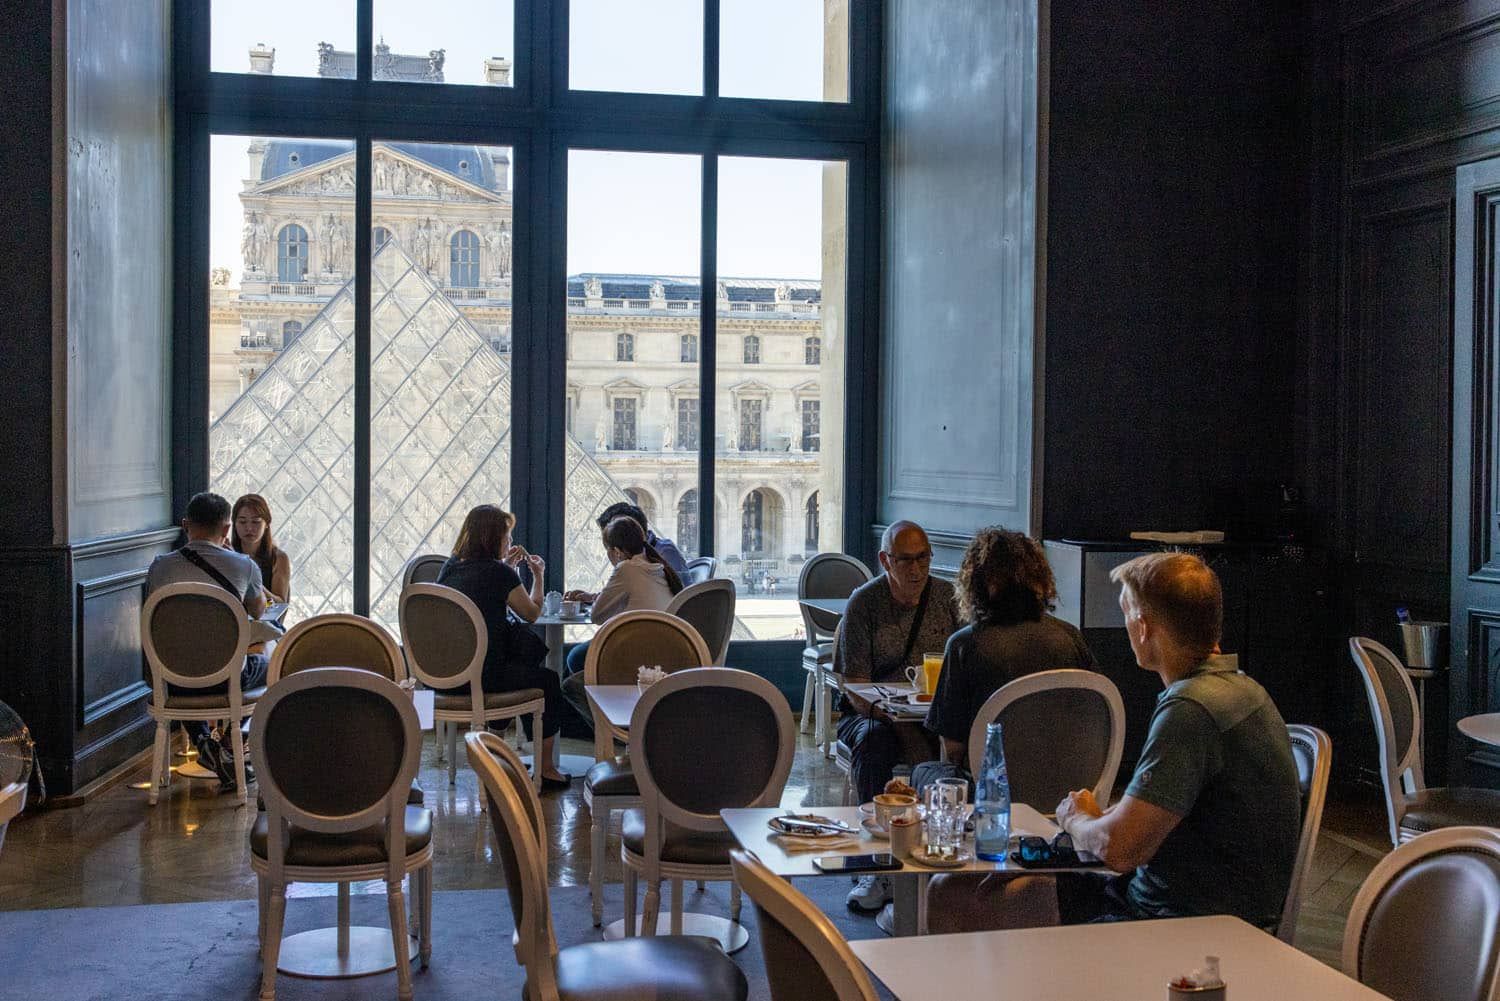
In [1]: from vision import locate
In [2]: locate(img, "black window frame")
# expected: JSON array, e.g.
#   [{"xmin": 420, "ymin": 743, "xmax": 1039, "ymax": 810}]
[{"xmin": 172, "ymin": 0, "xmax": 883, "ymax": 628}]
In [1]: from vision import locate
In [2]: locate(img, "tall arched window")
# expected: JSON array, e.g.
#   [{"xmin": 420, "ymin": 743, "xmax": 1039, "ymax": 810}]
[
  {"xmin": 281, "ymin": 319, "xmax": 303, "ymax": 347},
  {"xmin": 805, "ymin": 491, "xmax": 820, "ymax": 551},
  {"xmin": 804, "ymin": 335, "xmax": 821, "ymax": 365},
  {"xmin": 680, "ymin": 332, "xmax": 698, "ymax": 363},
  {"xmin": 677, "ymin": 489, "xmax": 699, "ymax": 558},
  {"xmin": 616, "ymin": 331, "xmax": 635, "ymax": 362},
  {"xmin": 743, "ymin": 334, "xmax": 761, "ymax": 364},
  {"xmin": 277, "ymin": 224, "xmax": 309, "ymax": 282},
  {"xmin": 449, "ymin": 229, "xmax": 481, "ymax": 287},
  {"xmin": 742, "ymin": 490, "xmax": 765, "ymax": 554},
  {"xmin": 372, "ymin": 226, "xmax": 391, "ymax": 254}
]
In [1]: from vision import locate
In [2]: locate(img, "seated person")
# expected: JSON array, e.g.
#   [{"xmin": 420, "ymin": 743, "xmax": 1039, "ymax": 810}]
[
  {"xmin": 594, "ymin": 500, "xmax": 688, "ymax": 574},
  {"xmin": 231, "ymin": 493, "xmax": 292, "ymax": 605},
  {"xmin": 927, "ymin": 553, "xmax": 1301, "ymax": 934},
  {"xmin": 833, "ymin": 520, "xmax": 959, "ymax": 912},
  {"xmin": 917, "ymin": 528, "xmax": 1095, "ymax": 784},
  {"xmin": 561, "ymin": 516, "xmax": 684, "ymax": 719},
  {"xmin": 436, "ymin": 505, "xmax": 572, "ymax": 791},
  {"xmin": 145, "ymin": 491, "xmax": 269, "ymax": 793}
]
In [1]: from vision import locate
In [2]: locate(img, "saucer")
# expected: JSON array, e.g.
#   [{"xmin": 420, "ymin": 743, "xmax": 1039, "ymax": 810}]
[
  {"xmin": 861, "ymin": 817, "xmax": 889, "ymax": 840},
  {"xmin": 907, "ymin": 846, "xmax": 971, "ymax": 868}
]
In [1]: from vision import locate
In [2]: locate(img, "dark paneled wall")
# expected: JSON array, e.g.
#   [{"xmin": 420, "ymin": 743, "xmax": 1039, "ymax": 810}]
[{"xmin": 1041, "ymin": 1, "xmax": 1303, "ymax": 542}]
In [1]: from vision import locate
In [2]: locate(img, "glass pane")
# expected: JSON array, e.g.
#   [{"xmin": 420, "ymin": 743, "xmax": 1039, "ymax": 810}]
[
  {"xmin": 717, "ymin": 155, "xmax": 846, "ymax": 640},
  {"xmin": 374, "ymin": 1, "xmax": 515, "ymax": 87},
  {"xmin": 211, "ymin": 1, "xmax": 356, "ymax": 78},
  {"xmin": 208, "ymin": 135, "xmax": 357, "ymax": 625},
  {"xmin": 565, "ymin": 150, "xmax": 702, "ymax": 598},
  {"xmin": 569, "ymin": 0, "xmax": 703, "ymax": 96},
  {"xmin": 369, "ymin": 142, "xmax": 516, "ymax": 630},
  {"xmin": 721, "ymin": 0, "xmax": 849, "ymax": 102}
]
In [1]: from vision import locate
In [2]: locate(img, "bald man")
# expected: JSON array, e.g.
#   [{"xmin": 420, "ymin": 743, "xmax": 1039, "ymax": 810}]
[{"xmin": 834, "ymin": 521, "xmax": 960, "ymax": 912}]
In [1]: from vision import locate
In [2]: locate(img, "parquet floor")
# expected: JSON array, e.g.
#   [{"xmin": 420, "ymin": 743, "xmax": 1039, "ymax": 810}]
[{"xmin": 0, "ymin": 722, "xmax": 1386, "ymax": 968}]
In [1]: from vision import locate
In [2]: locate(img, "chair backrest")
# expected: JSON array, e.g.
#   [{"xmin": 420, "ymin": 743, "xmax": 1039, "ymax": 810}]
[
  {"xmin": 251, "ymin": 668, "xmax": 419, "ymax": 882},
  {"xmin": 666, "ymin": 579, "xmax": 736, "ymax": 664},
  {"xmin": 268, "ymin": 613, "xmax": 406, "ymax": 684},
  {"xmin": 583, "ymin": 609, "xmax": 712, "ymax": 687},
  {"xmin": 1280, "ymin": 724, "xmax": 1332, "ymax": 944},
  {"xmin": 1343, "ymin": 826, "xmax": 1500, "ymax": 1001},
  {"xmin": 1349, "ymin": 637, "xmax": 1424, "ymax": 846},
  {"xmin": 466, "ymin": 730, "xmax": 558, "ymax": 992},
  {"xmin": 798, "ymin": 553, "xmax": 872, "ymax": 642},
  {"xmin": 400, "ymin": 583, "xmax": 487, "ymax": 692},
  {"xmin": 630, "ymin": 668, "xmax": 795, "ymax": 836},
  {"xmin": 967, "ymin": 669, "xmax": 1125, "ymax": 810},
  {"xmin": 140, "ymin": 582, "xmax": 252, "ymax": 700},
  {"xmin": 680, "ymin": 556, "xmax": 718, "ymax": 587},
  {"xmin": 731, "ymin": 849, "xmax": 880, "ymax": 1001},
  {"xmin": 401, "ymin": 553, "xmax": 448, "ymax": 588}
]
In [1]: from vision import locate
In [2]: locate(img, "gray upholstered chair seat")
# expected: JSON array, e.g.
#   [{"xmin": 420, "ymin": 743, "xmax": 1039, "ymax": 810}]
[
  {"xmin": 250, "ymin": 806, "xmax": 432, "ymax": 867},
  {"xmin": 432, "ymin": 688, "xmax": 543, "ymax": 712},
  {"xmin": 541, "ymin": 936, "xmax": 748, "ymax": 1001},
  {"xmin": 621, "ymin": 809, "xmax": 739, "ymax": 865},
  {"xmin": 801, "ymin": 642, "xmax": 833, "ymax": 667},
  {"xmin": 585, "ymin": 756, "xmax": 638, "ymax": 797},
  {"xmin": 1402, "ymin": 787, "xmax": 1500, "ymax": 834},
  {"xmin": 165, "ymin": 686, "xmax": 267, "ymax": 710}
]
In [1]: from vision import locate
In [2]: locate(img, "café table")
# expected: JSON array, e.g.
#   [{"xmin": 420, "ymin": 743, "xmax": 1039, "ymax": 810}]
[
  {"xmin": 1458, "ymin": 712, "xmax": 1500, "ymax": 747},
  {"xmin": 533, "ymin": 610, "xmax": 596, "ymax": 677},
  {"xmin": 842, "ymin": 682, "xmax": 940, "ymax": 764},
  {"xmin": 849, "ymin": 915, "xmax": 1391, "ymax": 1001},
  {"xmin": 721, "ymin": 803, "xmax": 1081, "ymax": 936},
  {"xmin": 584, "ymin": 684, "xmax": 640, "ymax": 762}
]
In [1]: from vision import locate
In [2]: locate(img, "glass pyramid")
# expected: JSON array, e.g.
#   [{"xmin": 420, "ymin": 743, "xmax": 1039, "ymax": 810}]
[{"xmin": 211, "ymin": 243, "xmax": 627, "ymax": 629}]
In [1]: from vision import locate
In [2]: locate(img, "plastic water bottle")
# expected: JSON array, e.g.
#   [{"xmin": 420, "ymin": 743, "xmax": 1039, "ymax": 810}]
[{"xmin": 973, "ymin": 722, "xmax": 1011, "ymax": 860}]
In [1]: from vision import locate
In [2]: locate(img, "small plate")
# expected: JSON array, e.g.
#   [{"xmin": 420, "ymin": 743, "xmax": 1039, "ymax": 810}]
[
  {"xmin": 767, "ymin": 814, "xmax": 855, "ymax": 838},
  {"xmin": 862, "ymin": 817, "xmax": 889, "ymax": 840},
  {"xmin": 907, "ymin": 846, "xmax": 971, "ymax": 868},
  {"xmin": 905, "ymin": 692, "xmax": 935, "ymax": 706}
]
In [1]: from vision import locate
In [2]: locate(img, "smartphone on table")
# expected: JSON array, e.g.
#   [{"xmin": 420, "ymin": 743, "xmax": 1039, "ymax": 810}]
[{"xmin": 812, "ymin": 853, "xmax": 903, "ymax": 874}]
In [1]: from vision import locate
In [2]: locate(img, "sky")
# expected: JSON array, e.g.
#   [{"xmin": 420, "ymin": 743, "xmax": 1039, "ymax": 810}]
[{"xmin": 209, "ymin": 1, "xmax": 840, "ymax": 284}]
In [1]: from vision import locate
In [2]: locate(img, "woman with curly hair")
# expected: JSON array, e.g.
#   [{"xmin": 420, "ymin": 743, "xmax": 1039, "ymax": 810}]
[{"xmin": 923, "ymin": 527, "xmax": 1096, "ymax": 771}]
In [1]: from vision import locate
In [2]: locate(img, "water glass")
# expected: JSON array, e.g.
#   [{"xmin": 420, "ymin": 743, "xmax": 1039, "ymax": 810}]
[{"xmin": 924, "ymin": 777, "xmax": 968, "ymax": 858}]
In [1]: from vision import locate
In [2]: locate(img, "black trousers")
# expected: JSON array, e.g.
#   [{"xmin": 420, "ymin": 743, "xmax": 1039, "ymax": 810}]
[
  {"xmin": 170, "ymin": 653, "xmax": 269, "ymax": 743},
  {"xmin": 837, "ymin": 713, "xmax": 904, "ymax": 804},
  {"xmin": 465, "ymin": 659, "xmax": 566, "ymax": 740}
]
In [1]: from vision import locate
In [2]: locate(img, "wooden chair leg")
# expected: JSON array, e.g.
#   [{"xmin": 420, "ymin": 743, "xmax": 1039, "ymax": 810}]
[
  {"xmin": 730, "ymin": 878, "xmax": 743, "ymax": 923},
  {"xmin": 590, "ymin": 808, "xmax": 607, "ymax": 926},
  {"xmin": 387, "ymin": 880, "xmax": 414, "ymax": 1001},
  {"xmin": 419, "ymin": 863, "xmax": 433, "ymax": 969},
  {"xmin": 434, "ymin": 721, "xmax": 447, "ymax": 763},
  {"xmin": 670, "ymin": 879, "xmax": 684, "ymax": 936},
  {"xmin": 148, "ymin": 721, "xmax": 168, "ymax": 805},
  {"xmin": 231, "ymin": 719, "xmax": 249, "ymax": 805},
  {"xmin": 641, "ymin": 869, "xmax": 662, "ymax": 937},
  {"xmin": 260, "ymin": 885, "xmax": 286, "ymax": 1001},
  {"xmin": 622, "ymin": 864, "xmax": 639, "ymax": 937},
  {"xmin": 257, "ymin": 875, "xmax": 269, "ymax": 950},
  {"xmin": 532, "ymin": 711, "xmax": 543, "ymax": 794},
  {"xmin": 799, "ymin": 672, "xmax": 815, "ymax": 734},
  {"xmin": 819, "ymin": 677, "xmax": 835, "ymax": 758}
]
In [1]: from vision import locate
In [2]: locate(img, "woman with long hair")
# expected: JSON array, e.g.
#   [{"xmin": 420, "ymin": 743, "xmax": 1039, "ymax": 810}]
[
  {"xmin": 436, "ymin": 505, "xmax": 571, "ymax": 790},
  {"xmin": 231, "ymin": 494, "xmax": 291, "ymax": 603}
]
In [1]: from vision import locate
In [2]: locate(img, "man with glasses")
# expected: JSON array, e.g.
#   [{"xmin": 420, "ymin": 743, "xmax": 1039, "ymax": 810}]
[{"xmin": 834, "ymin": 520, "xmax": 960, "ymax": 913}]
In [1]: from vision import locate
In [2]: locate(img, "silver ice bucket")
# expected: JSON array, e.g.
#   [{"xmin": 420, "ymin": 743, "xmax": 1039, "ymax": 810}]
[{"xmin": 1400, "ymin": 621, "xmax": 1448, "ymax": 670}]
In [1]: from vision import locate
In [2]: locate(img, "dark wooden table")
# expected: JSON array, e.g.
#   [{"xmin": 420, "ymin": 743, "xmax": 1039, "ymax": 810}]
[{"xmin": 841, "ymin": 683, "xmax": 940, "ymax": 766}]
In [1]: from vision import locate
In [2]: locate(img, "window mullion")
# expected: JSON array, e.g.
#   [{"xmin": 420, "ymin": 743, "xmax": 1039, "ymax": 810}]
[
  {"xmin": 353, "ymin": 137, "xmax": 373, "ymax": 614},
  {"xmin": 697, "ymin": 154, "xmax": 717, "ymax": 560}
]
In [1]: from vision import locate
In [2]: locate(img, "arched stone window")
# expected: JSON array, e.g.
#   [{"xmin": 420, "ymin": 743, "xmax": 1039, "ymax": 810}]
[
  {"xmin": 677, "ymin": 489, "xmax": 699, "ymax": 558},
  {"xmin": 373, "ymin": 226, "xmax": 391, "ymax": 254},
  {"xmin": 805, "ymin": 491, "xmax": 820, "ymax": 551},
  {"xmin": 277, "ymin": 224, "xmax": 309, "ymax": 282},
  {"xmin": 449, "ymin": 229, "xmax": 481, "ymax": 287}
]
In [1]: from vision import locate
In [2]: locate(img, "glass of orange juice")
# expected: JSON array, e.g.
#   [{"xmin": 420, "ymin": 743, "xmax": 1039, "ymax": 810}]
[{"xmin": 922, "ymin": 652, "xmax": 943, "ymax": 695}]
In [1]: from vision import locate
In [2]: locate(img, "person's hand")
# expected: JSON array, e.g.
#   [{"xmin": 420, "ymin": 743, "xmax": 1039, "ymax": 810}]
[
  {"xmin": 526, "ymin": 554, "xmax": 545, "ymax": 576},
  {"xmin": 502, "ymin": 545, "xmax": 527, "ymax": 566},
  {"xmin": 563, "ymin": 589, "xmax": 594, "ymax": 603},
  {"xmin": 1056, "ymin": 788, "xmax": 1102, "ymax": 830}
]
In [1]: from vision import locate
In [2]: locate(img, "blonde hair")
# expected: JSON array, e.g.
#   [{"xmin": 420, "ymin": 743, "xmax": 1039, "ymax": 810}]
[{"xmin": 1110, "ymin": 552, "xmax": 1222, "ymax": 656}]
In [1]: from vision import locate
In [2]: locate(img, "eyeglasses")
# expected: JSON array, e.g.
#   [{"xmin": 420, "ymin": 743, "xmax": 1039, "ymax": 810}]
[
  {"xmin": 886, "ymin": 551, "xmax": 933, "ymax": 568},
  {"xmin": 1016, "ymin": 832, "xmax": 1079, "ymax": 864}
]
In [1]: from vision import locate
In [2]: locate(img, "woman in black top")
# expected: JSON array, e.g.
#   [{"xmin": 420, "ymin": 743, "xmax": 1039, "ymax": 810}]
[{"xmin": 437, "ymin": 504, "xmax": 571, "ymax": 790}]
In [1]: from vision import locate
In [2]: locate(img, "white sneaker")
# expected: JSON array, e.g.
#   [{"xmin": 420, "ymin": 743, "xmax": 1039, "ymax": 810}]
[
  {"xmin": 846, "ymin": 874, "xmax": 893, "ymax": 913},
  {"xmin": 876, "ymin": 901, "xmax": 896, "ymax": 936}
]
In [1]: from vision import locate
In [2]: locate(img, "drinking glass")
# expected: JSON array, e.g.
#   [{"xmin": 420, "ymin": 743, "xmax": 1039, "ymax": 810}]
[
  {"xmin": 924, "ymin": 777, "xmax": 968, "ymax": 858},
  {"xmin": 922, "ymin": 652, "xmax": 944, "ymax": 694}
]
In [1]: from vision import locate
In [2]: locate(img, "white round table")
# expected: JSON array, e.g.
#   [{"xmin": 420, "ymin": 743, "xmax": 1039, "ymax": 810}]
[{"xmin": 1458, "ymin": 712, "xmax": 1500, "ymax": 747}]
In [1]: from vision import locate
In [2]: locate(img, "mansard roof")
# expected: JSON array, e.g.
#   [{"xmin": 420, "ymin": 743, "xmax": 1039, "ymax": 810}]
[{"xmin": 260, "ymin": 140, "xmax": 508, "ymax": 191}]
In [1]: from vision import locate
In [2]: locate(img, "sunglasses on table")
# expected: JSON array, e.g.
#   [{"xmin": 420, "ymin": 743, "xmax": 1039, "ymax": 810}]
[{"xmin": 1015, "ymin": 832, "xmax": 1081, "ymax": 865}]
